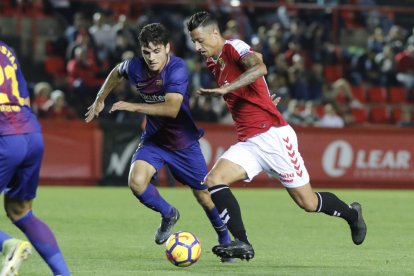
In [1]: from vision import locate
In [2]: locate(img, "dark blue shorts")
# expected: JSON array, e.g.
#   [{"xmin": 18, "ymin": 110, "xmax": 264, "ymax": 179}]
[
  {"xmin": 0, "ymin": 133, "xmax": 43, "ymax": 200},
  {"xmin": 131, "ymin": 142, "xmax": 208, "ymax": 190}
]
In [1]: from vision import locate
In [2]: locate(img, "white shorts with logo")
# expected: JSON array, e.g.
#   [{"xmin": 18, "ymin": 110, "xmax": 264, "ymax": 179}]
[{"xmin": 219, "ymin": 125, "xmax": 310, "ymax": 188}]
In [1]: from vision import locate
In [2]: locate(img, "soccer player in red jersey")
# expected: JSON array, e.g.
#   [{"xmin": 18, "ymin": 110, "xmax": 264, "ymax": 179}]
[{"xmin": 187, "ymin": 11, "xmax": 367, "ymax": 260}]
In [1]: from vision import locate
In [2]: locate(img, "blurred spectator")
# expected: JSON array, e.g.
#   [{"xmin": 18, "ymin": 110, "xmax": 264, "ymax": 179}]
[
  {"xmin": 407, "ymin": 27, "xmax": 414, "ymax": 46},
  {"xmin": 109, "ymin": 32, "xmax": 136, "ymax": 67},
  {"xmin": 288, "ymin": 54, "xmax": 310, "ymax": 100},
  {"xmin": 301, "ymin": 100, "xmax": 320, "ymax": 126},
  {"xmin": 386, "ymin": 25, "xmax": 406, "ymax": 53},
  {"xmin": 317, "ymin": 103, "xmax": 345, "ymax": 128},
  {"xmin": 397, "ymin": 106, "xmax": 414, "ymax": 127},
  {"xmin": 89, "ymin": 12, "xmax": 114, "ymax": 61},
  {"xmin": 32, "ymin": 82, "xmax": 53, "ymax": 118},
  {"xmin": 64, "ymin": 12, "xmax": 88, "ymax": 45},
  {"xmin": 111, "ymin": 14, "xmax": 137, "ymax": 49},
  {"xmin": 283, "ymin": 99, "xmax": 307, "ymax": 126},
  {"xmin": 351, "ymin": 48, "xmax": 382, "ymax": 85},
  {"xmin": 191, "ymin": 97, "xmax": 218, "ymax": 123},
  {"xmin": 66, "ymin": 45, "xmax": 105, "ymax": 113},
  {"xmin": 367, "ymin": 26, "xmax": 385, "ymax": 54},
  {"xmin": 44, "ymin": 90, "xmax": 78, "ymax": 120},
  {"xmin": 375, "ymin": 44, "xmax": 396, "ymax": 86},
  {"xmin": 395, "ymin": 44, "xmax": 414, "ymax": 93}
]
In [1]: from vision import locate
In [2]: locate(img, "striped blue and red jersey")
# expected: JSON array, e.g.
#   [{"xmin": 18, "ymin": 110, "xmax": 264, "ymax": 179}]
[
  {"xmin": 118, "ymin": 55, "xmax": 203, "ymax": 150},
  {"xmin": 0, "ymin": 41, "xmax": 41, "ymax": 135}
]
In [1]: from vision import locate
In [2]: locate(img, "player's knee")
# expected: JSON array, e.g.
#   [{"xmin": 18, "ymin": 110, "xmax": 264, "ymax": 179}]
[
  {"xmin": 5, "ymin": 203, "xmax": 31, "ymax": 221},
  {"xmin": 204, "ymin": 173, "xmax": 225, "ymax": 187},
  {"xmin": 128, "ymin": 175, "xmax": 147, "ymax": 194}
]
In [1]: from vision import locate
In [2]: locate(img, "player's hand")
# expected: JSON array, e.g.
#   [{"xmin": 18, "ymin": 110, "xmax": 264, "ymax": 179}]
[
  {"xmin": 109, "ymin": 101, "xmax": 136, "ymax": 113},
  {"xmin": 271, "ymin": 94, "xmax": 281, "ymax": 107},
  {"xmin": 85, "ymin": 100, "xmax": 104, "ymax": 123},
  {"xmin": 197, "ymin": 85, "xmax": 229, "ymax": 97}
]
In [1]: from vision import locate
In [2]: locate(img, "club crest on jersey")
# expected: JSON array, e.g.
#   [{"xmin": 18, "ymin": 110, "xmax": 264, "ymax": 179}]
[
  {"xmin": 218, "ymin": 58, "xmax": 225, "ymax": 70},
  {"xmin": 156, "ymin": 79, "xmax": 163, "ymax": 86}
]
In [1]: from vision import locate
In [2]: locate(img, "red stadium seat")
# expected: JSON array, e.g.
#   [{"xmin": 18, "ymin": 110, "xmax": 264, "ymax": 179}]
[
  {"xmin": 370, "ymin": 106, "xmax": 390, "ymax": 124},
  {"xmin": 391, "ymin": 107, "xmax": 402, "ymax": 123},
  {"xmin": 367, "ymin": 86, "xmax": 387, "ymax": 103},
  {"xmin": 44, "ymin": 56, "xmax": 66, "ymax": 78},
  {"xmin": 324, "ymin": 65, "xmax": 343, "ymax": 83},
  {"xmin": 351, "ymin": 107, "xmax": 369, "ymax": 124},
  {"xmin": 388, "ymin": 86, "xmax": 407, "ymax": 104},
  {"xmin": 351, "ymin": 86, "xmax": 366, "ymax": 103}
]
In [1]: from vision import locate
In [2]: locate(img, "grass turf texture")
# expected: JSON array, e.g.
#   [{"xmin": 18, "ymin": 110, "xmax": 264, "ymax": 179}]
[{"xmin": 1, "ymin": 187, "xmax": 413, "ymax": 275}]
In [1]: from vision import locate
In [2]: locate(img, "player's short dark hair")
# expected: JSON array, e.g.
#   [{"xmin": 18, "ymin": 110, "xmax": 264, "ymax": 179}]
[
  {"xmin": 187, "ymin": 11, "xmax": 219, "ymax": 32},
  {"xmin": 138, "ymin": 23, "xmax": 169, "ymax": 47}
]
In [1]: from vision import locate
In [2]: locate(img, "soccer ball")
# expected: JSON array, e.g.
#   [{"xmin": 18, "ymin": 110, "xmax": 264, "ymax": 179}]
[{"xmin": 165, "ymin": 231, "xmax": 201, "ymax": 267}]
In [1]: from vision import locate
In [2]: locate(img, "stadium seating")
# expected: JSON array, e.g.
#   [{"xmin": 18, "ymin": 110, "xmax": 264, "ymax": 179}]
[
  {"xmin": 351, "ymin": 86, "xmax": 366, "ymax": 103},
  {"xmin": 388, "ymin": 86, "xmax": 406, "ymax": 104},
  {"xmin": 44, "ymin": 56, "xmax": 66, "ymax": 78},
  {"xmin": 324, "ymin": 65, "xmax": 343, "ymax": 83},
  {"xmin": 351, "ymin": 107, "xmax": 369, "ymax": 124},
  {"xmin": 391, "ymin": 106, "xmax": 402, "ymax": 123},
  {"xmin": 367, "ymin": 86, "xmax": 387, "ymax": 103},
  {"xmin": 370, "ymin": 106, "xmax": 390, "ymax": 124}
]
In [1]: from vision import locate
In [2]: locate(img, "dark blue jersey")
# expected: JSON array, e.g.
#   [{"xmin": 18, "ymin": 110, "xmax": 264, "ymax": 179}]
[
  {"xmin": 0, "ymin": 41, "xmax": 41, "ymax": 135},
  {"xmin": 118, "ymin": 55, "xmax": 203, "ymax": 150}
]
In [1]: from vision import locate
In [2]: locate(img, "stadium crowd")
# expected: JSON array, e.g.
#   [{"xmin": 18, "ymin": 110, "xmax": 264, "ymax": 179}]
[{"xmin": 2, "ymin": 0, "xmax": 414, "ymax": 127}]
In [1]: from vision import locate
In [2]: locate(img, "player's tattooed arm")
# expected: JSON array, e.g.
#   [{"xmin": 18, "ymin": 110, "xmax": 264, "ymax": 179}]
[
  {"xmin": 85, "ymin": 64, "xmax": 124, "ymax": 122},
  {"xmin": 198, "ymin": 52, "xmax": 267, "ymax": 96}
]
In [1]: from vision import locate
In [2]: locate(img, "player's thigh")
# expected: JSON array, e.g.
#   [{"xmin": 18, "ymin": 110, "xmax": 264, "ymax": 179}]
[
  {"xmin": 165, "ymin": 143, "xmax": 208, "ymax": 190},
  {"xmin": 129, "ymin": 143, "xmax": 162, "ymax": 191},
  {"xmin": 0, "ymin": 135, "xmax": 25, "ymax": 192},
  {"xmin": 206, "ymin": 142, "xmax": 261, "ymax": 186},
  {"xmin": 253, "ymin": 125, "xmax": 310, "ymax": 188},
  {"xmin": 1, "ymin": 133, "xmax": 43, "ymax": 201}
]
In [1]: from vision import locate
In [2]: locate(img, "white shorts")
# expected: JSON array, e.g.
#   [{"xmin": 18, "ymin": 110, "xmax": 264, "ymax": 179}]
[{"xmin": 219, "ymin": 125, "xmax": 310, "ymax": 188}]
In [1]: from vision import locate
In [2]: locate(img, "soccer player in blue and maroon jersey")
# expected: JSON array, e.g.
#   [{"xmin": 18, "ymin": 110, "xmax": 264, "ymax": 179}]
[
  {"xmin": 85, "ymin": 23, "xmax": 231, "ymax": 251},
  {"xmin": 187, "ymin": 11, "xmax": 367, "ymax": 261},
  {"xmin": 0, "ymin": 41, "xmax": 70, "ymax": 275}
]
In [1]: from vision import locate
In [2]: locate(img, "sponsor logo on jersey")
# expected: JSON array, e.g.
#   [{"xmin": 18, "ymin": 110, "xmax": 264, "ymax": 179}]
[{"xmin": 140, "ymin": 94, "xmax": 166, "ymax": 103}]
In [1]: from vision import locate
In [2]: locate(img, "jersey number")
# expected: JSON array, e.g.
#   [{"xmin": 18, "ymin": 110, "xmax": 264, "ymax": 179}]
[{"xmin": 0, "ymin": 64, "xmax": 24, "ymax": 106}]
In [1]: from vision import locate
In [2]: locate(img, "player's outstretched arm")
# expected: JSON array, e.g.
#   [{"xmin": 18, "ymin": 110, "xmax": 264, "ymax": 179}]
[
  {"xmin": 85, "ymin": 64, "xmax": 123, "ymax": 122},
  {"xmin": 109, "ymin": 92, "xmax": 184, "ymax": 118}
]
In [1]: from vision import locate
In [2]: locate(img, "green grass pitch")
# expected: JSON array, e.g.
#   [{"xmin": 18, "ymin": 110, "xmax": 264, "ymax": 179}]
[{"xmin": 1, "ymin": 187, "xmax": 413, "ymax": 275}]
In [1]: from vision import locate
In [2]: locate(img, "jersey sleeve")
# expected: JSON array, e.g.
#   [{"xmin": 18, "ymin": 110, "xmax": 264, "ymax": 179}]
[
  {"xmin": 228, "ymin": 39, "xmax": 254, "ymax": 64},
  {"xmin": 165, "ymin": 60, "xmax": 189, "ymax": 95},
  {"xmin": 118, "ymin": 59, "xmax": 131, "ymax": 80}
]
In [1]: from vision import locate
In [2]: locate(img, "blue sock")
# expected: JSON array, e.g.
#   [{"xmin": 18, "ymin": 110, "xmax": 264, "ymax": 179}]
[
  {"xmin": 205, "ymin": 207, "xmax": 231, "ymax": 245},
  {"xmin": 0, "ymin": 231, "xmax": 12, "ymax": 252},
  {"xmin": 135, "ymin": 183, "xmax": 174, "ymax": 218},
  {"xmin": 14, "ymin": 211, "xmax": 70, "ymax": 276}
]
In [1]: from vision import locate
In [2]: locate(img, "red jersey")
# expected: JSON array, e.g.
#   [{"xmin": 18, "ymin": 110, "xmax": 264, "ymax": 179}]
[{"xmin": 206, "ymin": 39, "xmax": 287, "ymax": 141}]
